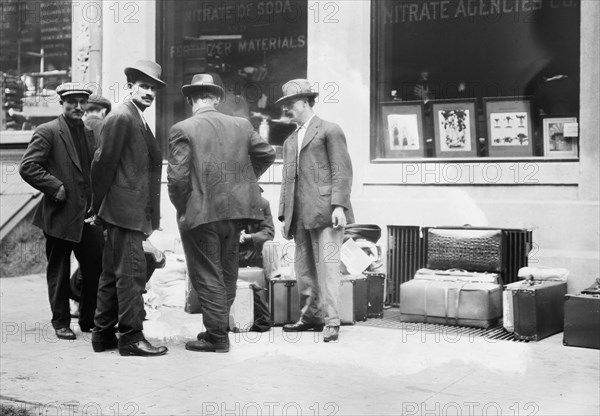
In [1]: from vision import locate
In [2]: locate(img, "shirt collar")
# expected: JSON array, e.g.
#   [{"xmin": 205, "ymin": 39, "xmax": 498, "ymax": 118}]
[{"xmin": 298, "ymin": 114, "xmax": 315, "ymax": 130}]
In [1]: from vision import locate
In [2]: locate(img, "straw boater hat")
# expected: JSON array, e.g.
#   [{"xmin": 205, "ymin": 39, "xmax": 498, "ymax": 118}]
[
  {"xmin": 274, "ymin": 79, "xmax": 319, "ymax": 105},
  {"xmin": 181, "ymin": 74, "xmax": 225, "ymax": 99},
  {"xmin": 56, "ymin": 83, "xmax": 92, "ymax": 99},
  {"xmin": 124, "ymin": 60, "xmax": 167, "ymax": 89}
]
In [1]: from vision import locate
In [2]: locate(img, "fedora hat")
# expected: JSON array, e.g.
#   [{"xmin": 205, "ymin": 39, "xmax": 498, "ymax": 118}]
[
  {"xmin": 181, "ymin": 74, "xmax": 225, "ymax": 99},
  {"xmin": 124, "ymin": 60, "xmax": 167, "ymax": 89},
  {"xmin": 56, "ymin": 82, "xmax": 92, "ymax": 99},
  {"xmin": 274, "ymin": 79, "xmax": 319, "ymax": 105}
]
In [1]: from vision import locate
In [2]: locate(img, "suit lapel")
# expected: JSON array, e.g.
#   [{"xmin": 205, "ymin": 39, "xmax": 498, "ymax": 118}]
[
  {"xmin": 125, "ymin": 101, "xmax": 162, "ymax": 163},
  {"xmin": 299, "ymin": 116, "xmax": 320, "ymax": 154},
  {"xmin": 58, "ymin": 115, "xmax": 82, "ymax": 172}
]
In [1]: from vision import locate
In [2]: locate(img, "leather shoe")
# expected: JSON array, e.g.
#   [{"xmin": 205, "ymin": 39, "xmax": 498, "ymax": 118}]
[
  {"xmin": 92, "ymin": 336, "xmax": 118, "ymax": 352},
  {"xmin": 323, "ymin": 326, "xmax": 339, "ymax": 343},
  {"xmin": 282, "ymin": 321, "xmax": 324, "ymax": 332},
  {"xmin": 185, "ymin": 338, "xmax": 230, "ymax": 353},
  {"xmin": 118, "ymin": 339, "xmax": 168, "ymax": 357},
  {"xmin": 55, "ymin": 327, "xmax": 76, "ymax": 340}
]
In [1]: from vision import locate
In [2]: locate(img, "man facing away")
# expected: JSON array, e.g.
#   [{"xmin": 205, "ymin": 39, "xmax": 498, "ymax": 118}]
[
  {"xmin": 167, "ymin": 73, "xmax": 275, "ymax": 353},
  {"xmin": 19, "ymin": 83, "xmax": 104, "ymax": 339},
  {"xmin": 276, "ymin": 79, "xmax": 354, "ymax": 343},
  {"xmin": 90, "ymin": 60, "xmax": 167, "ymax": 357}
]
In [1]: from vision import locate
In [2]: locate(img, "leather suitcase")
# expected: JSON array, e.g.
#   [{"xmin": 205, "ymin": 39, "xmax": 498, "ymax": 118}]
[
  {"xmin": 415, "ymin": 268, "xmax": 501, "ymax": 284},
  {"xmin": 340, "ymin": 275, "xmax": 368, "ymax": 324},
  {"xmin": 269, "ymin": 277, "xmax": 300, "ymax": 326},
  {"xmin": 339, "ymin": 278, "xmax": 356, "ymax": 325},
  {"xmin": 229, "ymin": 281, "xmax": 254, "ymax": 332},
  {"xmin": 427, "ymin": 228, "xmax": 504, "ymax": 273},
  {"xmin": 400, "ymin": 279, "xmax": 502, "ymax": 328},
  {"xmin": 563, "ymin": 292, "xmax": 600, "ymax": 349},
  {"xmin": 511, "ymin": 280, "xmax": 567, "ymax": 341},
  {"xmin": 238, "ymin": 267, "xmax": 266, "ymax": 289},
  {"xmin": 366, "ymin": 272, "xmax": 385, "ymax": 318}
]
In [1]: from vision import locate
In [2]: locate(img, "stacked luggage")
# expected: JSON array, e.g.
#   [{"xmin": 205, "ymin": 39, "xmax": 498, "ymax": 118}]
[
  {"xmin": 399, "ymin": 228, "xmax": 505, "ymax": 328},
  {"xmin": 563, "ymin": 278, "xmax": 600, "ymax": 349}
]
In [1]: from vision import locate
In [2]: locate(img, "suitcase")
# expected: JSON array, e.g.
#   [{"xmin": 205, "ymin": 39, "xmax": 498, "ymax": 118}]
[
  {"xmin": 269, "ymin": 277, "xmax": 300, "ymax": 326},
  {"xmin": 563, "ymin": 292, "xmax": 600, "ymax": 349},
  {"xmin": 238, "ymin": 267, "xmax": 266, "ymax": 288},
  {"xmin": 511, "ymin": 280, "xmax": 567, "ymax": 341},
  {"xmin": 339, "ymin": 278, "xmax": 356, "ymax": 325},
  {"xmin": 427, "ymin": 228, "xmax": 503, "ymax": 273},
  {"xmin": 400, "ymin": 279, "xmax": 502, "ymax": 328},
  {"xmin": 415, "ymin": 268, "xmax": 501, "ymax": 284},
  {"xmin": 366, "ymin": 272, "xmax": 385, "ymax": 318},
  {"xmin": 339, "ymin": 275, "xmax": 368, "ymax": 324},
  {"xmin": 229, "ymin": 281, "xmax": 254, "ymax": 332}
]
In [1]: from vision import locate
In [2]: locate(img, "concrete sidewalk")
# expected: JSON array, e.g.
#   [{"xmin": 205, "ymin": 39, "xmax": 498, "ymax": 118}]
[{"xmin": 1, "ymin": 273, "xmax": 599, "ymax": 416}]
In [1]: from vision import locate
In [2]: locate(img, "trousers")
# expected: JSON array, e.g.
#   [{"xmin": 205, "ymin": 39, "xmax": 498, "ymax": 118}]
[
  {"xmin": 44, "ymin": 223, "xmax": 103, "ymax": 330},
  {"xmin": 93, "ymin": 224, "xmax": 147, "ymax": 345},
  {"xmin": 294, "ymin": 225, "xmax": 343, "ymax": 327},
  {"xmin": 181, "ymin": 220, "xmax": 239, "ymax": 342}
]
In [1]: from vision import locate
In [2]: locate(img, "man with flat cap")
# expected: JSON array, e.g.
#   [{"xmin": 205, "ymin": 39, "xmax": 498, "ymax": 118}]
[
  {"xmin": 167, "ymin": 74, "xmax": 275, "ymax": 353},
  {"xmin": 276, "ymin": 79, "xmax": 354, "ymax": 343},
  {"xmin": 91, "ymin": 60, "xmax": 167, "ymax": 357},
  {"xmin": 83, "ymin": 94, "xmax": 112, "ymax": 145},
  {"xmin": 19, "ymin": 83, "xmax": 104, "ymax": 340}
]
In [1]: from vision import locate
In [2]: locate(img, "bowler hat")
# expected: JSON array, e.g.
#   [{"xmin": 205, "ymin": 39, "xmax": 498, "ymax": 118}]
[
  {"xmin": 86, "ymin": 95, "xmax": 112, "ymax": 112},
  {"xmin": 275, "ymin": 79, "xmax": 319, "ymax": 105},
  {"xmin": 124, "ymin": 60, "xmax": 167, "ymax": 89},
  {"xmin": 56, "ymin": 83, "xmax": 92, "ymax": 98},
  {"xmin": 181, "ymin": 74, "xmax": 225, "ymax": 99}
]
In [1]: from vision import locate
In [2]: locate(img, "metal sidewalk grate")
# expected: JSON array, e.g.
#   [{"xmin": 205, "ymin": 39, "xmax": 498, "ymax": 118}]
[{"xmin": 356, "ymin": 308, "xmax": 529, "ymax": 342}]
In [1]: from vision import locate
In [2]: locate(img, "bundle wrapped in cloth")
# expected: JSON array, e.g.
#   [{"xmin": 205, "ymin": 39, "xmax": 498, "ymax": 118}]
[{"xmin": 517, "ymin": 267, "xmax": 569, "ymax": 282}]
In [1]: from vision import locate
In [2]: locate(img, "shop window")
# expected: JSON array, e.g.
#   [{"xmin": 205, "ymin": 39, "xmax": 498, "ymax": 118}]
[
  {"xmin": 1, "ymin": 0, "xmax": 72, "ymax": 132},
  {"xmin": 157, "ymin": 0, "xmax": 307, "ymax": 158},
  {"xmin": 371, "ymin": 0, "xmax": 581, "ymax": 161}
]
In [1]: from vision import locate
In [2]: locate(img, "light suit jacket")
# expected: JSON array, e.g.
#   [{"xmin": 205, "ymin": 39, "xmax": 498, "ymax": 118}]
[{"xmin": 278, "ymin": 115, "xmax": 354, "ymax": 239}]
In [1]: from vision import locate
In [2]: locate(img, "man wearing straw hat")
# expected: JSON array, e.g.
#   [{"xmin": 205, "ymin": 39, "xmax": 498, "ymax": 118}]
[
  {"xmin": 167, "ymin": 73, "xmax": 275, "ymax": 353},
  {"xmin": 276, "ymin": 79, "xmax": 354, "ymax": 343},
  {"xmin": 90, "ymin": 60, "xmax": 168, "ymax": 357}
]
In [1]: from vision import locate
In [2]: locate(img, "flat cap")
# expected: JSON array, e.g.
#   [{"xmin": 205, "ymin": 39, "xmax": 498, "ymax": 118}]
[
  {"xmin": 56, "ymin": 83, "xmax": 92, "ymax": 98},
  {"xmin": 86, "ymin": 94, "xmax": 112, "ymax": 112}
]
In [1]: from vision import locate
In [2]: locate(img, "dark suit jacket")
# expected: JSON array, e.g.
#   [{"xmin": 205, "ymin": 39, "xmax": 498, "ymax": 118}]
[
  {"xmin": 91, "ymin": 101, "xmax": 162, "ymax": 235},
  {"xmin": 167, "ymin": 107, "xmax": 276, "ymax": 232},
  {"xmin": 19, "ymin": 115, "xmax": 96, "ymax": 242},
  {"xmin": 239, "ymin": 197, "xmax": 275, "ymax": 267},
  {"xmin": 278, "ymin": 115, "xmax": 354, "ymax": 239},
  {"xmin": 83, "ymin": 115, "xmax": 104, "ymax": 147}
]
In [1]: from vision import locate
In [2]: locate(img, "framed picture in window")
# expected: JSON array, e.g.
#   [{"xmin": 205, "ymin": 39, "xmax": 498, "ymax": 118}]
[
  {"xmin": 484, "ymin": 98, "xmax": 533, "ymax": 157},
  {"xmin": 432, "ymin": 99, "xmax": 477, "ymax": 158},
  {"xmin": 542, "ymin": 116, "xmax": 578, "ymax": 158},
  {"xmin": 380, "ymin": 101, "xmax": 425, "ymax": 158}
]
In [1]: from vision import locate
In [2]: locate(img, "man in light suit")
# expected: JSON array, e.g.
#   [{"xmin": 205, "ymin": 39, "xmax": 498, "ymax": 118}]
[
  {"xmin": 91, "ymin": 60, "xmax": 167, "ymax": 357},
  {"xmin": 277, "ymin": 79, "xmax": 354, "ymax": 342},
  {"xmin": 168, "ymin": 74, "xmax": 275, "ymax": 353},
  {"xmin": 19, "ymin": 83, "xmax": 104, "ymax": 340}
]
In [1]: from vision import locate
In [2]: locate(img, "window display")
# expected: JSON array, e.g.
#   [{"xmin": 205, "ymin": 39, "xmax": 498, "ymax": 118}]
[
  {"xmin": 0, "ymin": 0, "xmax": 72, "ymax": 132},
  {"xmin": 372, "ymin": 0, "xmax": 581, "ymax": 160},
  {"xmin": 157, "ymin": 0, "xmax": 307, "ymax": 158}
]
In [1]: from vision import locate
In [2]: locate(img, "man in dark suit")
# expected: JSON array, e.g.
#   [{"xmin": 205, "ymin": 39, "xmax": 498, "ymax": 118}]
[
  {"xmin": 83, "ymin": 94, "xmax": 111, "ymax": 145},
  {"xmin": 168, "ymin": 74, "xmax": 275, "ymax": 353},
  {"xmin": 276, "ymin": 79, "xmax": 354, "ymax": 343},
  {"xmin": 19, "ymin": 83, "xmax": 104, "ymax": 340},
  {"xmin": 90, "ymin": 60, "xmax": 167, "ymax": 357},
  {"xmin": 238, "ymin": 192, "xmax": 275, "ymax": 269}
]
